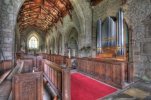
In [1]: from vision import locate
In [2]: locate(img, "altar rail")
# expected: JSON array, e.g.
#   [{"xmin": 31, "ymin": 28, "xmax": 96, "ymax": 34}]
[
  {"xmin": 42, "ymin": 59, "xmax": 70, "ymax": 100},
  {"xmin": 77, "ymin": 58, "xmax": 133, "ymax": 88}
]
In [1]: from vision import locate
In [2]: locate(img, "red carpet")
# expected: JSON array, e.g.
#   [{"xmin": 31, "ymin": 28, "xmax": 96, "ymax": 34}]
[{"xmin": 71, "ymin": 73, "xmax": 117, "ymax": 100}]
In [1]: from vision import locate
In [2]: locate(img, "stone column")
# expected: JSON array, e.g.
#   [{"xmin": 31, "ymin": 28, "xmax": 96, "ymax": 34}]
[{"xmin": 0, "ymin": 0, "xmax": 24, "ymax": 62}]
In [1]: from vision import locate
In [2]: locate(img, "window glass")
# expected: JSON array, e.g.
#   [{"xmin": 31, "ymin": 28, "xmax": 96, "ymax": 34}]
[{"xmin": 29, "ymin": 36, "xmax": 38, "ymax": 49}]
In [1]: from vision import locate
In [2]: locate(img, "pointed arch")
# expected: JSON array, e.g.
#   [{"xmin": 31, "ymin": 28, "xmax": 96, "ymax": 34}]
[
  {"xmin": 29, "ymin": 36, "xmax": 38, "ymax": 49},
  {"xmin": 65, "ymin": 27, "xmax": 79, "ymax": 57},
  {"xmin": 50, "ymin": 37, "xmax": 55, "ymax": 54},
  {"xmin": 56, "ymin": 33, "xmax": 63, "ymax": 55},
  {"xmin": 27, "ymin": 31, "xmax": 40, "ymax": 50}
]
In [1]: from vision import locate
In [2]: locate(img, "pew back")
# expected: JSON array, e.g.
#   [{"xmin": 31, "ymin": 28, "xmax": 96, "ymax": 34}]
[
  {"xmin": 21, "ymin": 58, "xmax": 34, "ymax": 73},
  {"xmin": 0, "ymin": 60, "xmax": 12, "ymax": 71},
  {"xmin": 43, "ymin": 59, "xmax": 70, "ymax": 100},
  {"xmin": 12, "ymin": 72, "xmax": 43, "ymax": 100},
  {"xmin": 77, "ymin": 58, "xmax": 133, "ymax": 88}
]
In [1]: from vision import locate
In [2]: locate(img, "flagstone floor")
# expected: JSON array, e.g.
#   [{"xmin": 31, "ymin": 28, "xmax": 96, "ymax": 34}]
[{"xmin": 103, "ymin": 80, "xmax": 151, "ymax": 100}]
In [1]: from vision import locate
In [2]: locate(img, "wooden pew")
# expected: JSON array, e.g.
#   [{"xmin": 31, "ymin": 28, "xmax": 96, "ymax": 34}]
[
  {"xmin": 21, "ymin": 58, "xmax": 34, "ymax": 73},
  {"xmin": 0, "ymin": 60, "xmax": 12, "ymax": 71},
  {"xmin": 12, "ymin": 72, "xmax": 43, "ymax": 100},
  {"xmin": 42, "ymin": 59, "xmax": 70, "ymax": 100},
  {"xmin": 0, "ymin": 60, "xmax": 13, "ymax": 84},
  {"xmin": 40, "ymin": 54, "xmax": 68, "ymax": 66},
  {"xmin": 0, "ymin": 60, "xmax": 25, "ymax": 100},
  {"xmin": 0, "ymin": 70, "xmax": 11, "ymax": 84}
]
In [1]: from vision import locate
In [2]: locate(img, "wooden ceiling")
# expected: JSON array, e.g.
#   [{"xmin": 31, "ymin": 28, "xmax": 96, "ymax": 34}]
[
  {"xmin": 18, "ymin": 0, "xmax": 72, "ymax": 32},
  {"xmin": 91, "ymin": 0, "xmax": 103, "ymax": 6}
]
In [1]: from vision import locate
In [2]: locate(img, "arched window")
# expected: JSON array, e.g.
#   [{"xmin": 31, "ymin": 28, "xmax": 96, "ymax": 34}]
[{"xmin": 29, "ymin": 36, "xmax": 38, "ymax": 49}]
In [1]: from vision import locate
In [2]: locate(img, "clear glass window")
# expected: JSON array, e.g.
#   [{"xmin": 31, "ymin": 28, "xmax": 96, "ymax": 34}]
[{"xmin": 29, "ymin": 36, "xmax": 38, "ymax": 49}]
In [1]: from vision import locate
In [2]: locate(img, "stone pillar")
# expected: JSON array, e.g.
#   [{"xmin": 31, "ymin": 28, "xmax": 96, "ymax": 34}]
[{"xmin": 0, "ymin": 0, "xmax": 24, "ymax": 61}]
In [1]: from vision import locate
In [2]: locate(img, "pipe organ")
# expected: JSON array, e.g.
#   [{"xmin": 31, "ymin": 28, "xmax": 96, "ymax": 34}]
[
  {"xmin": 117, "ymin": 9, "xmax": 125, "ymax": 56},
  {"xmin": 97, "ymin": 9, "xmax": 128, "ymax": 60},
  {"xmin": 97, "ymin": 19, "xmax": 102, "ymax": 54}
]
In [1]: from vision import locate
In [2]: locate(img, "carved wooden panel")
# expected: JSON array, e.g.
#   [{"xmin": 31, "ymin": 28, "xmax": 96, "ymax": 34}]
[{"xmin": 12, "ymin": 72, "xmax": 43, "ymax": 100}]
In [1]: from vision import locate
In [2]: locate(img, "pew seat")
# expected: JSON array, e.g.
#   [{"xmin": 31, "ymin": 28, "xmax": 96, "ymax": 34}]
[{"xmin": 0, "ymin": 70, "xmax": 11, "ymax": 84}]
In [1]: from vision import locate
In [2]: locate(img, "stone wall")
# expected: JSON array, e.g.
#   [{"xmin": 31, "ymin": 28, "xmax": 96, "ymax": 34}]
[
  {"xmin": 15, "ymin": 24, "xmax": 20, "ymax": 52},
  {"xmin": 0, "ymin": 0, "xmax": 24, "ymax": 60},
  {"xmin": 124, "ymin": 0, "xmax": 151, "ymax": 81}
]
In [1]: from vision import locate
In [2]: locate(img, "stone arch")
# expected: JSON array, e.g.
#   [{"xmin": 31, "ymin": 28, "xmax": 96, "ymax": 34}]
[
  {"xmin": 69, "ymin": 0, "xmax": 86, "ymax": 35},
  {"xmin": 64, "ymin": 24, "xmax": 79, "ymax": 42},
  {"xmin": 56, "ymin": 32, "xmax": 63, "ymax": 55},
  {"xmin": 50, "ymin": 36, "xmax": 55, "ymax": 54},
  {"xmin": 45, "ymin": 33, "xmax": 51, "ymax": 53},
  {"xmin": 28, "ymin": 36, "xmax": 38, "ymax": 49},
  {"xmin": 20, "ymin": 27, "xmax": 45, "ymax": 53},
  {"xmin": 20, "ymin": 37, "xmax": 26, "ymax": 53},
  {"xmin": 26, "ymin": 31, "xmax": 41, "ymax": 53},
  {"xmin": 123, "ymin": 18, "xmax": 133, "ymax": 62},
  {"xmin": 65, "ymin": 27, "xmax": 79, "ymax": 57}
]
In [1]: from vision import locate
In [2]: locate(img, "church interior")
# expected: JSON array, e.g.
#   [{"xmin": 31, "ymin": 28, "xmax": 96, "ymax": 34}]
[{"xmin": 0, "ymin": 0, "xmax": 151, "ymax": 100}]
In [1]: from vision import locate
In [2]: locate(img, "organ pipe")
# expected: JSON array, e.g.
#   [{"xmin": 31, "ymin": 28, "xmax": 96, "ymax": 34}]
[
  {"xmin": 102, "ymin": 19, "xmax": 108, "ymax": 48},
  {"xmin": 97, "ymin": 19, "xmax": 102, "ymax": 54},
  {"xmin": 107, "ymin": 17, "xmax": 112, "ymax": 47},
  {"xmin": 96, "ymin": 9, "xmax": 127, "ymax": 59},
  {"xmin": 117, "ymin": 9, "xmax": 124, "ymax": 56},
  {"xmin": 108, "ymin": 17, "xmax": 116, "ymax": 47}
]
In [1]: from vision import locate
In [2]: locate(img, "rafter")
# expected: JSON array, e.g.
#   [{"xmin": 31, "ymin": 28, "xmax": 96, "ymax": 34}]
[
  {"xmin": 18, "ymin": 0, "xmax": 72, "ymax": 32},
  {"xmin": 20, "ymin": 6, "xmax": 39, "ymax": 13},
  {"xmin": 40, "ymin": 6, "xmax": 57, "ymax": 20}
]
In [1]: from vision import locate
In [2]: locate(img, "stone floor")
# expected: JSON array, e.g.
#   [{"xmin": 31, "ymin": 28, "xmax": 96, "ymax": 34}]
[
  {"xmin": 0, "ymin": 80, "xmax": 11, "ymax": 100},
  {"xmin": 103, "ymin": 80, "xmax": 151, "ymax": 100},
  {"xmin": 0, "ymin": 66, "xmax": 20, "ymax": 100},
  {"xmin": 43, "ymin": 87, "xmax": 51, "ymax": 100}
]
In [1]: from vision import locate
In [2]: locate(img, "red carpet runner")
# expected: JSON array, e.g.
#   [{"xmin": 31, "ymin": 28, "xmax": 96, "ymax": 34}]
[{"xmin": 71, "ymin": 73, "xmax": 117, "ymax": 100}]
